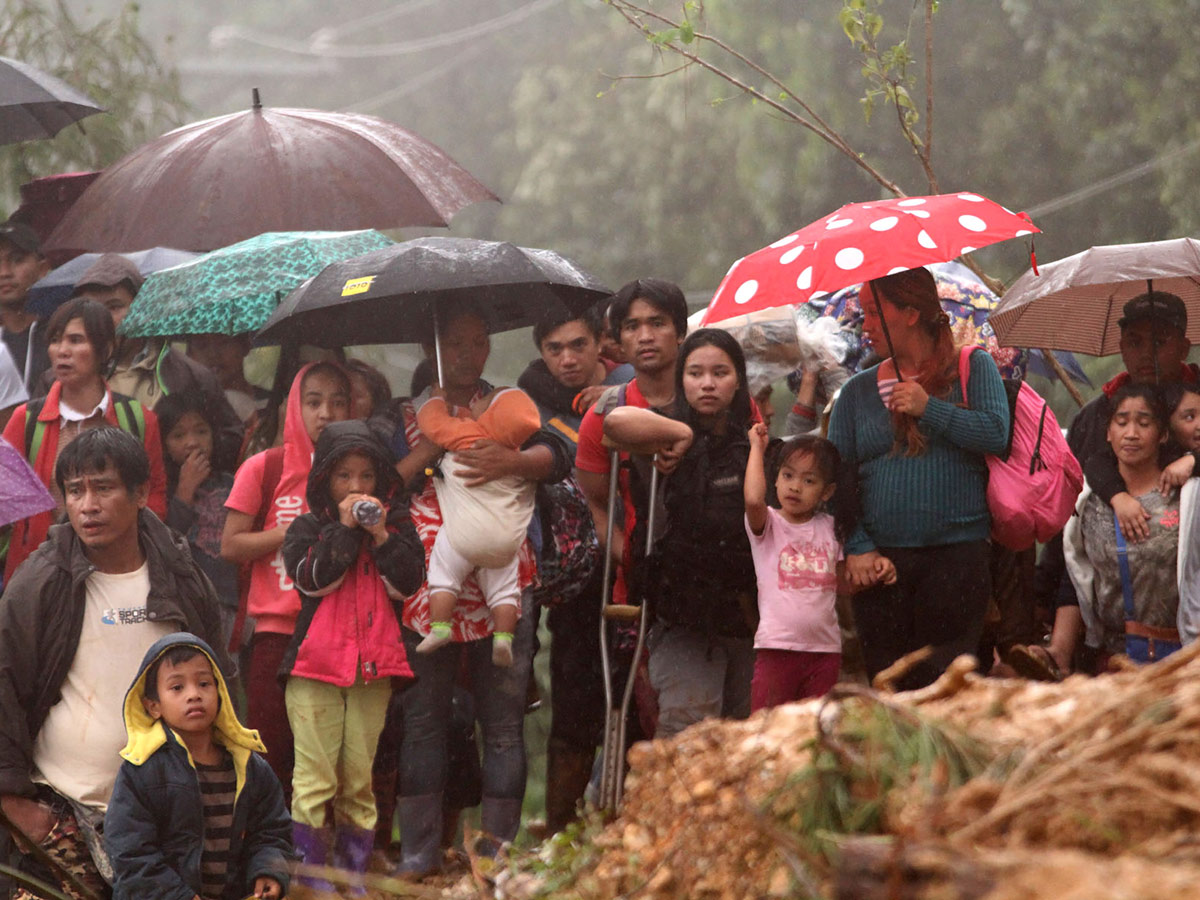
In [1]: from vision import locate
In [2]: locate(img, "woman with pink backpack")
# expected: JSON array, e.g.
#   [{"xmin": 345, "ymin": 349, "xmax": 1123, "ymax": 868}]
[{"xmin": 826, "ymin": 267, "xmax": 1010, "ymax": 690}]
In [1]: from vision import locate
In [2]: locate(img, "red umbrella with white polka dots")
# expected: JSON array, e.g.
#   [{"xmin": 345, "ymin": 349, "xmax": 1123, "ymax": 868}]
[{"xmin": 699, "ymin": 192, "xmax": 1039, "ymax": 327}]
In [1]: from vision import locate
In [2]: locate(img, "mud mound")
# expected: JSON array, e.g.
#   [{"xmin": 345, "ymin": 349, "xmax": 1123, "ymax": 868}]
[{"xmin": 495, "ymin": 642, "xmax": 1200, "ymax": 898}]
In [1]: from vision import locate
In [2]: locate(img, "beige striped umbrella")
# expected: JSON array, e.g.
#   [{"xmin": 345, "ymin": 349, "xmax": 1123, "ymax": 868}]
[{"xmin": 990, "ymin": 237, "xmax": 1200, "ymax": 355}]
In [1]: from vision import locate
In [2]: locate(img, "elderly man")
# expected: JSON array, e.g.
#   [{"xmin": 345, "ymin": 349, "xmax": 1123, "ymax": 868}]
[
  {"xmin": 71, "ymin": 253, "xmax": 244, "ymax": 470},
  {"xmin": 0, "ymin": 428, "xmax": 230, "ymax": 899}
]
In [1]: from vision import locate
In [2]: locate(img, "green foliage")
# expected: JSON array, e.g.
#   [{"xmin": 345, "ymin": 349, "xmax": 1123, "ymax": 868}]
[
  {"xmin": 765, "ymin": 694, "xmax": 990, "ymax": 868},
  {"xmin": 0, "ymin": 0, "xmax": 190, "ymax": 211},
  {"xmin": 840, "ymin": 0, "xmax": 922, "ymax": 141},
  {"xmin": 504, "ymin": 812, "xmax": 610, "ymax": 897}
]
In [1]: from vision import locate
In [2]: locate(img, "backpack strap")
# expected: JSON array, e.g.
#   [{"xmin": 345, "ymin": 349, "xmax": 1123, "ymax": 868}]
[
  {"xmin": 253, "ymin": 446, "xmax": 287, "ymax": 531},
  {"xmin": 1113, "ymin": 509, "xmax": 1137, "ymax": 624},
  {"xmin": 112, "ymin": 396, "xmax": 145, "ymax": 442},
  {"xmin": 957, "ymin": 345, "xmax": 976, "ymax": 400},
  {"xmin": 230, "ymin": 445, "xmax": 287, "ymax": 654},
  {"xmin": 591, "ymin": 381, "xmax": 629, "ymax": 419},
  {"xmin": 23, "ymin": 397, "xmax": 47, "ymax": 461}
]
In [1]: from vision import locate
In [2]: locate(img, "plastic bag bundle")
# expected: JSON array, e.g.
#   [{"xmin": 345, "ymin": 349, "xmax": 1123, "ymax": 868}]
[{"xmin": 688, "ymin": 307, "xmax": 803, "ymax": 394}]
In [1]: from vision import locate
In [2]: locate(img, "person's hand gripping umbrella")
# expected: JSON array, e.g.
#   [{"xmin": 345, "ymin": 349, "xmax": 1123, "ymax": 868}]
[{"xmin": 700, "ymin": 192, "xmax": 1039, "ymax": 380}]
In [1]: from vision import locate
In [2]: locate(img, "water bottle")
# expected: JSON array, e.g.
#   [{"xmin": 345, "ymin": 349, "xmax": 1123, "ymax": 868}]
[{"xmin": 351, "ymin": 499, "xmax": 382, "ymax": 527}]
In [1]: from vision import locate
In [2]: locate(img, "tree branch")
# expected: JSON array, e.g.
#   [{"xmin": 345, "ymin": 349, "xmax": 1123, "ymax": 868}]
[
  {"xmin": 605, "ymin": 0, "xmax": 906, "ymax": 196},
  {"xmin": 924, "ymin": 0, "xmax": 937, "ymax": 192},
  {"xmin": 599, "ymin": 61, "xmax": 691, "ymax": 80}
]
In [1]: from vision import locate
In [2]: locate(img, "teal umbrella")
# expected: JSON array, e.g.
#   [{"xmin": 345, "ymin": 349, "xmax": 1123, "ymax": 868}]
[{"xmin": 119, "ymin": 229, "xmax": 394, "ymax": 338}]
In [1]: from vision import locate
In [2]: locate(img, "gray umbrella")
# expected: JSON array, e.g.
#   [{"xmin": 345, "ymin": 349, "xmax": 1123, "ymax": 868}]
[
  {"xmin": 255, "ymin": 236, "xmax": 611, "ymax": 349},
  {"xmin": 0, "ymin": 56, "xmax": 104, "ymax": 144},
  {"xmin": 990, "ymin": 237, "xmax": 1200, "ymax": 356}
]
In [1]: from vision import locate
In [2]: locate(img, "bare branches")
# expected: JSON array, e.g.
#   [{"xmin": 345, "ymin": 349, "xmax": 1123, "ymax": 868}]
[
  {"xmin": 603, "ymin": 0, "xmax": 906, "ymax": 197},
  {"xmin": 924, "ymin": 0, "xmax": 936, "ymax": 190}
]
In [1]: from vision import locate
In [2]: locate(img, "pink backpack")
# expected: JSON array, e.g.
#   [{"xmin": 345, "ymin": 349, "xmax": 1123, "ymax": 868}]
[{"xmin": 958, "ymin": 346, "xmax": 1083, "ymax": 550}]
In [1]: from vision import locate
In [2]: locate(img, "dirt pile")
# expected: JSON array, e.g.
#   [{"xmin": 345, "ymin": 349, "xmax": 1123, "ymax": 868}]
[{"xmin": 494, "ymin": 642, "xmax": 1200, "ymax": 899}]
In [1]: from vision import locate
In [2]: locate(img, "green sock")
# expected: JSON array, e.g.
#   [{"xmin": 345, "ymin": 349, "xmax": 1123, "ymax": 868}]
[
  {"xmin": 493, "ymin": 631, "xmax": 513, "ymax": 644},
  {"xmin": 430, "ymin": 621, "xmax": 452, "ymax": 638}
]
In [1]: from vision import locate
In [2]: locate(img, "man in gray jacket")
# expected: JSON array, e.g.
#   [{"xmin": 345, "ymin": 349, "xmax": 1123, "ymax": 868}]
[{"xmin": 0, "ymin": 428, "xmax": 230, "ymax": 899}]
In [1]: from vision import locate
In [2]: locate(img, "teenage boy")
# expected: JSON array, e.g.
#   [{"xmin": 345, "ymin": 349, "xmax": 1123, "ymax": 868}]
[
  {"xmin": 0, "ymin": 428, "xmax": 230, "ymax": 899},
  {"xmin": 518, "ymin": 303, "xmax": 633, "ymax": 832},
  {"xmin": 106, "ymin": 633, "xmax": 291, "ymax": 900}
]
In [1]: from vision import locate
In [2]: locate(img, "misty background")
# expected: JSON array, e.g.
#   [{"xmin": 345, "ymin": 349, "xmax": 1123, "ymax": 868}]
[{"xmin": 5, "ymin": 0, "xmax": 1200, "ymax": 409}]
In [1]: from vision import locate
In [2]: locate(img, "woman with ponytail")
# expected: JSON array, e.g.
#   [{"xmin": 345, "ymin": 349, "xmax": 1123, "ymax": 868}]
[{"xmin": 826, "ymin": 267, "xmax": 1009, "ymax": 689}]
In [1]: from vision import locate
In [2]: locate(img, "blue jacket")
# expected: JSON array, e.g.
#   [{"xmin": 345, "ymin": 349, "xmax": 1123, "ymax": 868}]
[{"xmin": 105, "ymin": 633, "xmax": 292, "ymax": 900}]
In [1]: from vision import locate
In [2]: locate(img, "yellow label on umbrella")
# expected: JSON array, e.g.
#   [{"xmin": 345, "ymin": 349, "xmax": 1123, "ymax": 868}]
[{"xmin": 341, "ymin": 276, "xmax": 375, "ymax": 296}]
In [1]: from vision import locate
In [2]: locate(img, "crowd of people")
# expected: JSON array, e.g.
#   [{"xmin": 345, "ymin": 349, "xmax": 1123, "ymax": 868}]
[{"xmin": 0, "ymin": 219, "xmax": 1196, "ymax": 900}]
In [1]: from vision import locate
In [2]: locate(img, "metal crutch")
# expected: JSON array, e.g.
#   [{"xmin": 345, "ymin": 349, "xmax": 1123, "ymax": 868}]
[{"xmin": 598, "ymin": 452, "xmax": 658, "ymax": 812}]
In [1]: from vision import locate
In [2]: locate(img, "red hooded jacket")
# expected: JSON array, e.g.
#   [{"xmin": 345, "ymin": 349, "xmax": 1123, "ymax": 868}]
[{"xmin": 278, "ymin": 420, "xmax": 422, "ymax": 686}]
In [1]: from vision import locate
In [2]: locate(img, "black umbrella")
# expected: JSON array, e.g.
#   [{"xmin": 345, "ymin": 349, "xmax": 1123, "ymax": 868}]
[
  {"xmin": 0, "ymin": 57, "xmax": 104, "ymax": 144},
  {"xmin": 255, "ymin": 236, "xmax": 611, "ymax": 352}
]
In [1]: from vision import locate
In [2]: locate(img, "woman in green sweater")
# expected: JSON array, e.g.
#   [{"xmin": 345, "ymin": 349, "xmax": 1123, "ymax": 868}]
[{"xmin": 827, "ymin": 267, "xmax": 1009, "ymax": 689}]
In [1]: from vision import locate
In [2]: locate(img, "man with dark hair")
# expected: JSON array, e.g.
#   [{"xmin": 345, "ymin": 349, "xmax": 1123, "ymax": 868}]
[
  {"xmin": 73, "ymin": 253, "xmax": 244, "ymax": 471},
  {"xmin": 575, "ymin": 278, "xmax": 688, "ymax": 597},
  {"xmin": 518, "ymin": 304, "xmax": 632, "ymax": 833},
  {"xmin": 569, "ymin": 280, "xmax": 688, "ymax": 762},
  {"xmin": 0, "ymin": 221, "xmax": 51, "ymax": 402},
  {"xmin": 522, "ymin": 303, "xmax": 633, "ymax": 446},
  {"xmin": 0, "ymin": 427, "xmax": 230, "ymax": 899},
  {"xmin": 604, "ymin": 278, "xmax": 690, "ymax": 347}
]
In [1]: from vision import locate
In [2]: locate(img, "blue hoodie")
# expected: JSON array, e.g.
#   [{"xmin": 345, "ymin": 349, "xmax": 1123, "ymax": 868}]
[{"xmin": 105, "ymin": 633, "xmax": 292, "ymax": 900}]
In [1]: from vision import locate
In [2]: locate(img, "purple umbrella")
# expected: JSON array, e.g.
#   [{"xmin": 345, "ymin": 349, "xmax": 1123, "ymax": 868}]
[{"xmin": 0, "ymin": 436, "xmax": 54, "ymax": 527}]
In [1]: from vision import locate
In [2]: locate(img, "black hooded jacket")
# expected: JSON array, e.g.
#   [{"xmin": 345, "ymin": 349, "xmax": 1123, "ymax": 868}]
[{"xmin": 279, "ymin": 420, "xmax": 425, "ymax": 684}]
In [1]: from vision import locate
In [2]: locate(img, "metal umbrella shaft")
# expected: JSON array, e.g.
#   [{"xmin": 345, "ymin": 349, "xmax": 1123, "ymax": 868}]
[
  {"xmin": 433, "ymin": 306, "xmax": 445, "ymax": 389},
  {"xmin": 871, "ymin": 288, "xmax": 902, "ymax": 381}
]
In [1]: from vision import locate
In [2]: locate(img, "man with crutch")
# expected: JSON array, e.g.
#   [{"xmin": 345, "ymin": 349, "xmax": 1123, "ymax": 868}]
[{"xmin": 575, "ymin": 279, "xmax": 688, "ymax": 810}]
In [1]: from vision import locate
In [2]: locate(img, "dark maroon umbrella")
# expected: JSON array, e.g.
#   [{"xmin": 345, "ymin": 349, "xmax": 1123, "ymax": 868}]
[{"xmin": 44, "ymin": 90, "xmax": 499, "ymax": 254}]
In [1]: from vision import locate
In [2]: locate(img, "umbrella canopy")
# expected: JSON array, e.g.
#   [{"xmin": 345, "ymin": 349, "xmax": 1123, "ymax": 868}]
[
  {"xmin": 808, "ymin": 261, "xmax": 1030, "ymax": 379},
  {"xmin": 0, "ymin": 57, "xmax": 104, "ymax": 145},
  {"xmin": 700, "ymin": 192, "xmax": 1039, "ymax": 325},
  {"xmin": 255, "ymin": 236, "xmax": 611, "ymax": 348},
  {"xmin": 44, "ymin": 92, "xmax": 499, "ymax": 254},
  {"xmin": 119, "ymin": 230, "xmax": 394, "ymax": 339},
  {"xmin": 28, "ymin": 246, "xmax": 201, "ymax": 317},
  {"xmin": 990, "ymin": 237, "xmax": 1200, "ymax": 355},
  {"xmin": 0, "ymin": 436, "xmax": 54, "ymax": 527}
]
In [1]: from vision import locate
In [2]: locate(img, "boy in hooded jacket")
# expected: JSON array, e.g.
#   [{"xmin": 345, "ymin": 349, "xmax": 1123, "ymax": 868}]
[
  {"xmin": 280, "ymin": 419, "xmax": 425, "ymax": 893},
  {"xmin": 105, "ymin": 632, "xmax": 292, "ymax": 900}
]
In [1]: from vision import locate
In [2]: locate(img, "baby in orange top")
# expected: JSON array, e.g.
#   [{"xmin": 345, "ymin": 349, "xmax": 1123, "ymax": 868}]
[{"xmin": 415, "ymin": 386, "xmax": 542, "ymax": 665}]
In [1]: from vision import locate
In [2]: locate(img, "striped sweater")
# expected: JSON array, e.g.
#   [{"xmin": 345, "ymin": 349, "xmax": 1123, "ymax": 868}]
[{"xmin": 827, "ymin": 349, "xmax": 1010, "ymax": 555}]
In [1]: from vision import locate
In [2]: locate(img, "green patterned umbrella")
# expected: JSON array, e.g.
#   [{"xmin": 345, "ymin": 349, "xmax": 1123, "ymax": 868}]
[{"xmin": 119, "ymin": 229, "xmax": 393, "ymax": 338}]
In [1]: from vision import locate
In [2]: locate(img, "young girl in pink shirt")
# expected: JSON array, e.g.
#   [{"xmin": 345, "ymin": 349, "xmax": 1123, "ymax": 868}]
[{"xmin": 744, "ymin": 428, "xmax": 889, "ymax": 710}]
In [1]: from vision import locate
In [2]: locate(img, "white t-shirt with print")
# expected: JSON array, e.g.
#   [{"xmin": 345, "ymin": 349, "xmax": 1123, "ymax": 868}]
[
  {"xmin": 746, "ymin": 508, "xmax": 842, "ymax": 653},
  {"xmin": 32, "ymin": 561, "xmax": 171, "ymax": 811}
]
